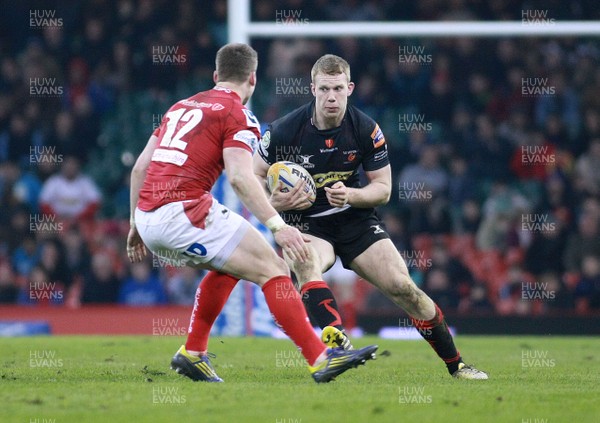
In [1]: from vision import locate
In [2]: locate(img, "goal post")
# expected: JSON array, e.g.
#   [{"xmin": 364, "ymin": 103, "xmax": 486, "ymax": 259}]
[{"xmin": 228, "ymin": 0, "xmax": 600, "ymax": 42}]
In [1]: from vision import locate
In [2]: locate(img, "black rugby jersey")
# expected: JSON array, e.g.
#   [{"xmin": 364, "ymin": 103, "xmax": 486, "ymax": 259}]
[{"xmin": 258, "ymin": 100, "xmax": 389, "ymax": 217}]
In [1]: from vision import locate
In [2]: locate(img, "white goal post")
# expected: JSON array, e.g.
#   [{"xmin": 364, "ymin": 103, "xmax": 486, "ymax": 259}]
[{"xmin": 228, "ymin": 0, "xmax": 600, "ymax": 43}]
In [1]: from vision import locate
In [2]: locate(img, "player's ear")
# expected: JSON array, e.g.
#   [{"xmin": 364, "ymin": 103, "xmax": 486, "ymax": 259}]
[
  {"xmin": 213, "ymin": 71, "xmax": 218, "ymax": 84},
  {"xmin": 347, "ymin": 81, "xmax": 355, "ymax": 96},
  {"xmin": 249, "ymin": 71, "xmax": 256, "ymax": 87},
  {"xmin": 310, "ymin": 83, "xmax": 316, "ymax": 97}
]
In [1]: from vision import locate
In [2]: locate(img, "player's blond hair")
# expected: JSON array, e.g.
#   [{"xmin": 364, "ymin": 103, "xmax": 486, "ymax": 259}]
[
  {"xmin": 215, "ymin": 43, "xmax": 258, "ymax": 83},
  {"xmin": 311, "ymin": 54, "xmax": 351, "ymax": 83}
]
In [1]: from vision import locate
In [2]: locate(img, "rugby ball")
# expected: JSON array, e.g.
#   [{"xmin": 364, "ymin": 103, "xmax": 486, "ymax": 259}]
[{"xmin": 267, "ymin": 161, "xmax": 317, "ymax": 204}]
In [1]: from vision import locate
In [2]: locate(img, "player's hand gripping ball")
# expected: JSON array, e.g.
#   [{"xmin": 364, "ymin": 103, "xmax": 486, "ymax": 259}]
[{"xmin": 267, "ymin": 161, "xmax": 317, "ymax": 204}]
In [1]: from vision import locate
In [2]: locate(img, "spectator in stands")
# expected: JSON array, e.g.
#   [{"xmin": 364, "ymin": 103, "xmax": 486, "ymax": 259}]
[
  {"xmin": 424, "ymin": 268, "xmax": 459, "ymax": 310},
  {"xmin": 0, "ymin": 260, "xmax": 18, "ymax": 303},
  {"xmin": 430, "ymin": 242, "xmax": 474, "ymax": 294},
  {"xmin": 398, "ymin": 145, "xmax": 449, "ymax": 233},
  {"xmin": 448, "ymin": 156, "xmax": 476, "ymax": 231},
  {"xmin": 39, "ymin": 155, "xmax": 101, "ymax": 221},
  {"xmin": 0, "ymin": 113, "xmax": 36, "ymax": 165},
  {"xmin": 119, "ymin": 260, "xmax": 167, "ymax": 306},
  {"xmin": 534, "ymin": 72, "xmax": 580, "ymax": 141},
  {"xmin": 37, "ymin": 238, "xmax": 73, "ymax": 299},
  {"xmin": 524, "ymin": 216, "xmax": 568, "ymax": 277},
  {"xmin": 477, "ymin": 181, "xmax": 530, "ymax": 251},
  {"xmin": 496, "ymin": 265, "xmax": 535, "ymax": 315},
  {"xmin": 17, "ymin": 265, "xmax": 63, "ymax": 305},
  {"xmin": 11, "ymin": 235, "xmax": 38, "ymax": 278},
  {"xmin": 563, "ymin": 209, "xmax": 600, "ymax": 272},
  {"xmin": 82, "ymin": 251, "xmax": 120, "ymax": 304},
  {"xmin": 469, "ymin": 114, "xmax": 513, "ymax": 182},
  {"xmin": 62, "ymin": 226, "xmax": 91, "ymax": 279},
  {"xmin": 573, "ymin": 138, "xmax": 600, "ymax": 198},
  {"xmin": 458, "ymin": 199, "xmax": 482, "ymax": 235},
  {"xmin": 460, "ymin": 282, "xmax": 494, "ymax": 314},
  {"xmin": 536, "ymin": 271, "xmax": 573, "ymax": 313},
  {"xmin": 574, "ymin": 255, "xmax": 600, "ymax": 313}
]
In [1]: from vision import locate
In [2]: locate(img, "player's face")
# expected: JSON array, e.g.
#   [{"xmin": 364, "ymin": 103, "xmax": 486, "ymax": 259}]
[{"xmin": 311, "ymin": 72, "xmax": 354, "ymax": 125}]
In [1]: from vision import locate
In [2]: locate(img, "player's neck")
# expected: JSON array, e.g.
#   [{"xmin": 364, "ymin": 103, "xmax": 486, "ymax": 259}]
[
  {"xmin": 215, "ymin": 82, "xmax": 247, "ymax": 104},
  {"xmin": 312, "ymin": 109, "xmax": 344, "ymax": 130}
]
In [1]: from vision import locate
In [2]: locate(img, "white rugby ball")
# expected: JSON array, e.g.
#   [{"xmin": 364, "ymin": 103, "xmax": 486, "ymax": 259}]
[{"xmin": 267, "ymin": 161, "xmax": 317, "ymax": 204}]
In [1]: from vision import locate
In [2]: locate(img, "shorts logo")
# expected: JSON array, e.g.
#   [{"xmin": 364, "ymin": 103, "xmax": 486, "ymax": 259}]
[
  {"xmin": 324, "ymin": 138, "xmax": 334, "ymax": 149},
  {"xmin": 371, "ymin": 225, "xmax": 385, "ymax": 234},
  {"xmin": 182, "ymin": 242, "xmax": 207, "ymax": 257}
]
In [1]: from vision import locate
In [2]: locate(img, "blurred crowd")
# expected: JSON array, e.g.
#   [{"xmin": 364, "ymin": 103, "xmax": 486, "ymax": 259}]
[{"xmin": 0, "ymin": 0, "xmax": 599, "ymax": 317}]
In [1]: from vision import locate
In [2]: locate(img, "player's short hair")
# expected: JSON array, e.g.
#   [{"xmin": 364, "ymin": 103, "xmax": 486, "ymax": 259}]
[
  {"xmin": 311, "ymin": 54, "xmax": 351, "ymax": 83},
  {"xmin": 215, "ymin": 43, "xmax": 258, "ymax": 83}
]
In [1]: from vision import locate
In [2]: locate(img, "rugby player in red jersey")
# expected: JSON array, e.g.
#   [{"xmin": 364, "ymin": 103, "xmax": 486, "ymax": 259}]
[{"xmin": 126, "ymin": 44, "xmax": 377, "ymax": 383}]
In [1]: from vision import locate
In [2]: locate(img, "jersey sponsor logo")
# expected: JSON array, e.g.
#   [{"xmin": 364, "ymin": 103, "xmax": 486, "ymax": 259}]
[
  {"xmin": 232, "ymin": 130, "xmax": 258, "ymax": 152},
  {"xmin": 324, "ymin": 138, "xmax": 335, "ymax": 148},
  {"xmin": 242, "ymin": 109, "xmax": 260, "ymax": 129},
  {"xmin": 319, "ymin": 147, "xmax": 338, "ymax": 153},
  {"xmin": 151, "ymin": 148, "xmax": 188, "ymax": 166},
  {"xmin": 179, "ymin": 100, "xmax": 224, "ymax": 111},
  {"xmin": 311, "ymin": 170, "xmax": 354, "ymax": 188},
  {"xmin": 343, "ymin": 149, "xmax": 358, "ymax": 163},
  {"xmin": 371, "ymin": 123, "xmax": 386, "ymax": 148}
]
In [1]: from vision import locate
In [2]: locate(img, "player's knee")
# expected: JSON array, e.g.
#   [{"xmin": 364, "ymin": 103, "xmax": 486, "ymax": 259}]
[{"xmin": 293, "ymin": 255, "xmax": 320, "ymax": 283}]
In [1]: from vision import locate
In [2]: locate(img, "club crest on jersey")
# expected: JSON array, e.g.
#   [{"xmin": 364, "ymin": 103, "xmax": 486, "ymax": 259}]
[
  {"xmin": 325, "ymin": 138, "xmax": 334, "ymax": 149},
  {"xmin": 371, "ymin": 124, "xmax": 385, "ymax": 148}
]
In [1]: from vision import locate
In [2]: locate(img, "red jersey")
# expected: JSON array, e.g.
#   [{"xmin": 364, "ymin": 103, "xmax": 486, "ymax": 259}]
[{"xmin": 137, "ymin": 87, "xmax": 261, "ymax": 211}]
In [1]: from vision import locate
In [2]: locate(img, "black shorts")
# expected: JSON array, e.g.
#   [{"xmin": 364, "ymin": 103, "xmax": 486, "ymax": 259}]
[{"xmin": 285, "ymin": 208, "xmax": 390, "ymax": 270}]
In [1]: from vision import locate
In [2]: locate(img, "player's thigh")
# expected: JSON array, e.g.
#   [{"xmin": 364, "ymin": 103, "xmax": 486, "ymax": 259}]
[
  {"xmin": 219, "ymin": 223, "xmax": 289, "ymax": 286},
  {"xmin": 284, "ymin": 233, "xmax": 335, "ymax": 283},
  {"xmin": 349, "ymin": 238, "xmax": 411, "ymax": 293}
]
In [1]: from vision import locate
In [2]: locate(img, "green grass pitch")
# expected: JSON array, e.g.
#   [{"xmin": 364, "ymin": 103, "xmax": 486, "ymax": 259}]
[{"xmin": 1, "ymin": 335, "xmax": 598, "ymax": 423}]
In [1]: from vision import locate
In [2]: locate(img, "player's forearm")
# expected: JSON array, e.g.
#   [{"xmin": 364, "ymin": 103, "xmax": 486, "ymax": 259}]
[
  {"xmin": 348, "ymin": 181, "xmax": 391, "ymax": 208},
  {"xmin": 254, "ymin": 173, "xmax": 271, "ymax": 197},
  {"xmin": 229, "ymin": 172, "xmax": 281, "ymax": 228}
]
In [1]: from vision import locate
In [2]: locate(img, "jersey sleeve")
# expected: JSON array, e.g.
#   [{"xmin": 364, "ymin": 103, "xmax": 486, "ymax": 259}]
[
  {"xmin": 361, "ymin": 121, "xmax": 389, "ymax": 171},
  {"xmin": 223, "ymin": 107, "xmax": 261, "ymax": 154},
  {"xmin": 257, "ymin": 124, "xmax": 278, "ymax": 165}
]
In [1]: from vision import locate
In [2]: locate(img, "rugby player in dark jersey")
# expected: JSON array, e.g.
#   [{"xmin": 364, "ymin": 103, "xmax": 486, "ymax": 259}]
[{"xmin": 253, "ymin": 54, "xmax": 487, "ymax": 380}]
